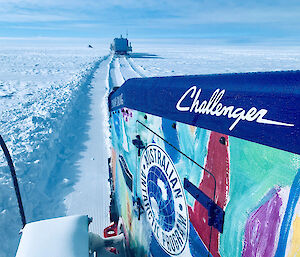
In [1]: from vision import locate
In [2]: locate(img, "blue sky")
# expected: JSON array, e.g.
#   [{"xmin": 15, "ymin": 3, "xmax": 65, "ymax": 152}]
[{"xmin": 0, "ymin": 0, "xmax": 300, "ymax": 43}]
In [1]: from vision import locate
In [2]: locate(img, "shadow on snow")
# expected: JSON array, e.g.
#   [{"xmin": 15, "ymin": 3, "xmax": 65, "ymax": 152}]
[{"xmin": 128, "ymin": 52, "xmax": 163, "ymax": 59}]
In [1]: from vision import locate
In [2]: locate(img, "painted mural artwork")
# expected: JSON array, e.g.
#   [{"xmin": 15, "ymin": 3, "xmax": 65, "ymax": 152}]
[{"xmin": 108, "ymin": 72, "xmax": 300, "ymax": 257}]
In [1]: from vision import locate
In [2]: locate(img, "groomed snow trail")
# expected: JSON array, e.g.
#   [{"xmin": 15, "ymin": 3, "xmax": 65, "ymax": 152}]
[
  {"xmin": 109, "ymin": 56, "xmax": 125, "ymax": 88},
  {"xmin": 113, "ymin": 55, "xmax": 146, "ymax": 85},
  {"xmin": 64, "ymin": 54, "xmax": 146, "ymax": 234},
  {"xmin": 63, "ymin": 54, "xmax": 146, "ymax": 234},
  {"xmin": 64, "ymin": 56, "xmax": 113, "ymax": 234}
]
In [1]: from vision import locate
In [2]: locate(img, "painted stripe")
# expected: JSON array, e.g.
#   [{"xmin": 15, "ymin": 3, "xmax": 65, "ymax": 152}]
[{"xmin": 275, "ymin": 170, "xmax": 300, "ymax": 256}]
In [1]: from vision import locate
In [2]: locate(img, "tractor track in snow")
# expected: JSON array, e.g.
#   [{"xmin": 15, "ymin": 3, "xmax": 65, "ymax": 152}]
[
  {"xmin": 107, "ymin": 54, "xmax": 148, "ymax": 90},
  {"xmin": 125, "ymin": 56, "xmax": 147, "ymax": 78}
]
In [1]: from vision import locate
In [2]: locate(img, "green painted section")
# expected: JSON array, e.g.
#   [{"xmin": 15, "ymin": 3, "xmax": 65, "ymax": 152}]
[{"xmin": 220, "ymin": 136, "xmax": 300, "ymax": 256}]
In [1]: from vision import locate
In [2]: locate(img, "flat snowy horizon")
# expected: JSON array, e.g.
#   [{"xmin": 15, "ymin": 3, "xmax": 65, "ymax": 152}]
[{"xmin": 1, "ymin": 38, "xmax": 300, "ymax": 257}]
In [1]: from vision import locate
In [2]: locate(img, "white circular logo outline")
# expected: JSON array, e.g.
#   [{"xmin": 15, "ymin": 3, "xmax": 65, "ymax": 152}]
[{"xmin": 140, "ymin": 143, "xmax": 189, "ymax": 255}]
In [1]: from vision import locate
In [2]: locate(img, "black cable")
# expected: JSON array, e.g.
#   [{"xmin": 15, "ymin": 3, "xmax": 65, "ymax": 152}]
[
  {"xmin": 136, "ymin": 120, "xmax": 217, "ymax": 201},
  {"xmin": 0, "ymin": 135, "xmax": 26, "ymax": 228}
]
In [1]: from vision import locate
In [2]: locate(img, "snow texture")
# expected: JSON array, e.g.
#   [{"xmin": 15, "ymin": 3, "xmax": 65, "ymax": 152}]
[{"xmin": 0, "ymin": 43, "xmax": 109, "ymax": 256}]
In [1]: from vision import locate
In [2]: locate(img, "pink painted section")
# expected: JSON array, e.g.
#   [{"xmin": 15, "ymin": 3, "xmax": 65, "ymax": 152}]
[
  {"xmin": 242, "ymin": 189, "xmax": 282, "ymax": 257},
  {"xmin": 121, "ymin": 108, "xmax": 133, "ymax": 122},
  {"xmin": 189, "ymin": 132, "xmax": 230, "ymax": 257}
]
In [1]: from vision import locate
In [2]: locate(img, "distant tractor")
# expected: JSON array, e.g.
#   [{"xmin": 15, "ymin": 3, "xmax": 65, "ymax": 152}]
[{"xmin": 110, "ymin": 35, "xmax": 132, "ymax": 55}]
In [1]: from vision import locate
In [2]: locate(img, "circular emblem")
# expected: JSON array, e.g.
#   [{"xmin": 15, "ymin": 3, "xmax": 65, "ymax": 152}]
[{"xmin": 140, "ymin": 144, "xmax": 189, "ymax": 255}]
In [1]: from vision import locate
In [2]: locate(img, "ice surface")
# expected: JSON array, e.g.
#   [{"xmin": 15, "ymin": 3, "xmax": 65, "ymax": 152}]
[{"xmin": 1, "ymin": 38, "xmax": 300, "ymax": 257}]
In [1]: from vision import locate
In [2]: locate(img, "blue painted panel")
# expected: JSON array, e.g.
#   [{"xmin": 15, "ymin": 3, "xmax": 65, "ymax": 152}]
[
  {"xmin": 108, "ymin": 71, "xmax": 300, "ymax": 154},
  {"xmin": 161, "ymin": 119, "xmax": 180, "ymax": 163}
]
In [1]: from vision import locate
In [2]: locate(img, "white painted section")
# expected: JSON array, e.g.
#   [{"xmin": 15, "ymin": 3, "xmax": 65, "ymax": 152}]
[{"xmin": 15, "ymin": 215, "xmax": 89, "ymax": 257}]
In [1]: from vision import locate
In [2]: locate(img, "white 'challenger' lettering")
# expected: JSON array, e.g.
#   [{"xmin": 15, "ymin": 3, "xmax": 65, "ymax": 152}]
[{"xmin": 176, "ymin": 86, "xmax": 294, "ymax": 131}]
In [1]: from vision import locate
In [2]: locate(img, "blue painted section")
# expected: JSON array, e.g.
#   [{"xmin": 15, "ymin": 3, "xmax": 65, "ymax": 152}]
[
  {"xmin": 184, "ymin": 178, "xmax": 213, "ymax": 209},
  {"xmin": 149, "ymin": 223, "xmax": 212, "ymax": 257},
  {"xmin": 189, "ymin": 222, "xmax": 212, "ymax": 257},
  {"xmin": 184, "ymin": 179, "xmax": 225, "ymax": 233},
  {"xmin": 112, "ymin": 113, "xmax": 121, "ymax": 138},
  {"xmin": 150, "ymin": 232, "xmax": 171, "ymax": 257},
  {"xmin": 274, "ymin": 170, "xmax": 300, "ymax": 257},
  {"xmin": 119, "ymin": 155, "xmax": 133, "ymax": 191},
  {"xmin": 108, "ymin": 71, "xmax": 300, "ymax": 154},
  {"xmin": 161, "ymin": 119, "xmax": 180, "ymax": 163}
]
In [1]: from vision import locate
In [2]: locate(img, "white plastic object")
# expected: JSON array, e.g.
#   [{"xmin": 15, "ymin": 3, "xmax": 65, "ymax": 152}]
[{"xmin": 15, "ymin": 215, "xmax": 89, "ymax": 257}]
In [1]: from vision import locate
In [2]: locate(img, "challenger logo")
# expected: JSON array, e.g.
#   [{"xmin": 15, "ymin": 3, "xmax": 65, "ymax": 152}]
[
  {"xmin": 140, "ymin": 144, "xmax": 189, "ymax": 255},
  {"xmin": 176, "ymin": 87, "xmax": 294, "ymax": 131}
]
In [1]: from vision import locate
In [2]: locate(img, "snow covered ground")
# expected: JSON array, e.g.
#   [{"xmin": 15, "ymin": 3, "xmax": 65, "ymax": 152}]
[
  {"xmin": 132, "ymin": 40, "xmax": 300, "ymax": 76},
  {"xmin": 0, "ymin": 42, "xmax": 109, "ymax": 256},
  {"xmin": 1, "ymin": 38, "xmax": 300, "ymax": 257}
]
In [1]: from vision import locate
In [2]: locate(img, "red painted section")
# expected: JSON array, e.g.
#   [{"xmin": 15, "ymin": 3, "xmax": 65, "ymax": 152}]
[
  {"xmin": 188, "ymin": 132, "xmax": 230, "ymax": 257},
  {"xmin": 104, "ymin": 222, "xmax": 118, "ymax": 238}
]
